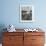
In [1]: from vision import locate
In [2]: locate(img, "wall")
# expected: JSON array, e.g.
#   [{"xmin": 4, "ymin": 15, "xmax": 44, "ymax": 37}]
[{"xmin": 0, "ymin": 0, "xmax": 46, "ymax": 29}]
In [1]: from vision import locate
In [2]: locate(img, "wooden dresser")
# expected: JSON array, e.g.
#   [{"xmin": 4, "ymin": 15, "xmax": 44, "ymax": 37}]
[{"xmin": 2, "ymin": 29, "xmax": 45, "ymax": 46}]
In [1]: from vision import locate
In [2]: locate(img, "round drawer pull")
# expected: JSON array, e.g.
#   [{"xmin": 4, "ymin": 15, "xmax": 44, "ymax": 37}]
[{"xmin": 32, "ymin": 39, "xmax": 36, "ymax": 40}]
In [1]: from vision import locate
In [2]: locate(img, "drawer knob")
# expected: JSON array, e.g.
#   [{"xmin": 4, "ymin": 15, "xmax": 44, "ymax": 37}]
[
  {"xmin": 9, "ymin": 37, "xmax": 14, "ymax": 40},
  {"xmin": 32, "ymin": 39, "xmax": 36, "ymax": 40}
]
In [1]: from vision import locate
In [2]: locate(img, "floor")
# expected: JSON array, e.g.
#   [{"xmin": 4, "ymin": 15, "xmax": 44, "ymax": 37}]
[{"xmin": 0, "ymin": 44, "xmax": 2, "ymax": 46}]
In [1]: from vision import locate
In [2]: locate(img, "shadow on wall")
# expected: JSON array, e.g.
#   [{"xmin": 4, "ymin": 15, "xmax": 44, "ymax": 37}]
[{"xmin": 0, "ymin": 24, "xmax": 7, "ymax": 43}]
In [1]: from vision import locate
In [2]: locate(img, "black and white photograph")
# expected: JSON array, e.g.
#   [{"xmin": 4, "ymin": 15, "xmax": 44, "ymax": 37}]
[{"xmin": 20, "ymin": 5, "xmax": 34, "ymax": 22}]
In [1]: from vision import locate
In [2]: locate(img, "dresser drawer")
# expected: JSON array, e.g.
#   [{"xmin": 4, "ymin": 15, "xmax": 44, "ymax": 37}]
[
  {"xmin": 3, "ymin": 42, "xmax": 23, "ymax": 46},
  {"xmin": 24, "ymin": 32, "xmax": 44, "ymax": 36},
  {"xmin": 32, "ymin": 36, "xmax": 45, "ymax": 44},
  {"xmin": 3, "ymin": 36, "xmax": 23, "ymax": 46},
  {"xmin": 3, "ymin": 32, "xmax": 23, "ymax": 36},
  {"xmin": 32, "ymin": 44, "xmax": 44, "ymax": 46},
  {"xmin": 3, "ymin": 35, "xmax": 23, "ymax": 44}
]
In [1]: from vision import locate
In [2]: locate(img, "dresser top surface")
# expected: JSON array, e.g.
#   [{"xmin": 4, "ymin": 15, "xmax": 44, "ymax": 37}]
[{"xmin": 3, "ymin": 29, "xmax": 45, "ymax": 33}]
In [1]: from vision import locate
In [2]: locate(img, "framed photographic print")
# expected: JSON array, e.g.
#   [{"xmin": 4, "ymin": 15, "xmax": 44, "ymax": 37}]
[{"xmin": 20, "ymin": 5, "xmax": 35, "ymax": 22}]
